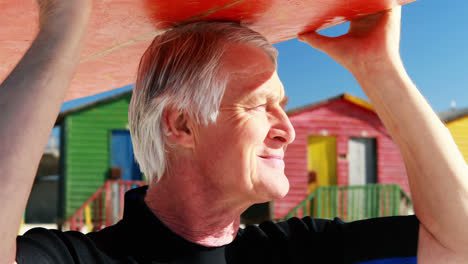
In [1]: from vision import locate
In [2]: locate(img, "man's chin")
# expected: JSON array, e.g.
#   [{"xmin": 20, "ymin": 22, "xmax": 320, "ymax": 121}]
[
  {"xmin": 262, "ymin": 175, "xmax": 290, "ymax": 201},
  {"xmin": 271, "ymin": 184, "xmax": 289, "ymax": 199}
]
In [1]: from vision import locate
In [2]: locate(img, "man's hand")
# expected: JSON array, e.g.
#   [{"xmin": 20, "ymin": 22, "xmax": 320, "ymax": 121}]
[
  {"xmin": 299, "ymin": 6, "xmax": 468, "ymax": 263},
  {"xmin": 298, "ymin": 7, "xmax": 402, "ymax": 75},
  {"xmin": 0, "ymin": 0, "xmax": 91, "ymax": 262}
]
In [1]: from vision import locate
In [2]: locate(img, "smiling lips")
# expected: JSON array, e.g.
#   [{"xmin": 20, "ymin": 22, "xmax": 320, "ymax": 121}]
[{"xmin": 258, "ymin": 155, "xmax": 285, "ymax": 168}]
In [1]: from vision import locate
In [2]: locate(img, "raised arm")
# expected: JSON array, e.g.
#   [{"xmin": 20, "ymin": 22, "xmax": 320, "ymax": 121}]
[
  {"xmin": 0, "ymin": 0, "xmax": 91, "ymax": 262},
  {"xmin": 299, "ymin": 7, "xmax": 468, "ymax": 263}
]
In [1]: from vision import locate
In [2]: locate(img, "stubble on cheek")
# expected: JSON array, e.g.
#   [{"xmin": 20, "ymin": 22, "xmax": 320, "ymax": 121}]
[
  {"xmin": 234, "ymin": 117, "xmax": 259, "ymax": 192},
  {"xmin": 248, "ymin": 147, "xmax": 257, "ymax": 189},
  {"xmin": 217, "ymin": 108, "xmax": 267, "ymax": 193}
]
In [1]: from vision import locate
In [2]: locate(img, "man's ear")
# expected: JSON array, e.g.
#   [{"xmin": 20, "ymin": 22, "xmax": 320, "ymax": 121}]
[{"xmin": 163, "ymin": 109, "xmax": 195, "ymax": 148}]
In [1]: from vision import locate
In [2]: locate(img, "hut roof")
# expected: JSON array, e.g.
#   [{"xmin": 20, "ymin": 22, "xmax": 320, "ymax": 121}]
[
  {"xmin": 438, "ymin": 108, "xmax": 468, "ymax": 123},
  {"xmin": 286, "ymin": 93, "xmax": 374, "ymax": 116},
  {"xmin": 55, "ymin": 89, "xmax": 132, "ymax": 126}
]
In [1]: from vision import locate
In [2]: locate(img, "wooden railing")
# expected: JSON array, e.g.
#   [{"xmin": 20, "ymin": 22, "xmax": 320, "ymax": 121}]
[
  {"xmin": 282, "ymin": 184, "xmax": 413, "ymax": 221},
  {"xmin": 62, "ymin": 180, "xmax": 146, "ymax": 232}
]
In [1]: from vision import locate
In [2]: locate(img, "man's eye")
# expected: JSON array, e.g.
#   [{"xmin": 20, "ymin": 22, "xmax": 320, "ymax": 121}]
[{"xmin": 250, "ymin": 104, "xmax": 267, "ymax": 112}]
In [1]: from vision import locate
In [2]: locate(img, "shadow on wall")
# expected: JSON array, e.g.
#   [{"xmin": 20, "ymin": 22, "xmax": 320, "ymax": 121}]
[{"xmin": 25, "ymin": 153, "xmax": 59, "ymax": 223}]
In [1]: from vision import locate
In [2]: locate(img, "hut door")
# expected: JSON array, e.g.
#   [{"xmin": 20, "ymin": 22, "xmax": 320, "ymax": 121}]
[
  {"xmin": 110, "ymin": 130, "xmax": 142, "ymax": 181},
  {"xmin": 307, "ymin": 136, "xmax": 337, "ymax": 194},
  {"xmin": 348, "ymin": 138, "xmax": 377, "ymax": 219},
  {"xmin": 348, "ymin": 138, "xmax": 377, "ymax": 185}
]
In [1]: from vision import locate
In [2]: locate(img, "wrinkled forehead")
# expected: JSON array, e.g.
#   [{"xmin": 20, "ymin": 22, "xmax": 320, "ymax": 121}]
[{"xmin": 220, "ymin": 43, "xmax": 281, "ymax": 103}]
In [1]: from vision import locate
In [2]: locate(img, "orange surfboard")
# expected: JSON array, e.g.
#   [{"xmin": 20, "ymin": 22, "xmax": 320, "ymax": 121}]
[{"xmin": 0, "ymin": 0, "xmax": 417, "ymax": 101}]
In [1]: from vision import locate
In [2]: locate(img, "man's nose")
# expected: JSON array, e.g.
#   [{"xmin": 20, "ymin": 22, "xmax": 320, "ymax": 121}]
[{"xmin": 269, "ymin": 109, "xmax": 296, "ymax": 145}]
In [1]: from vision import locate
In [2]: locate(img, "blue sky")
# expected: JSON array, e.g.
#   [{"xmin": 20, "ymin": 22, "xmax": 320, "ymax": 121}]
[
  {"xmin": 61, "ymin": 0, "xmax": 467, "ymax": 119},
  {"xmin": 276, "ymin": 0, "xmax": 468, "ymax": 112}
]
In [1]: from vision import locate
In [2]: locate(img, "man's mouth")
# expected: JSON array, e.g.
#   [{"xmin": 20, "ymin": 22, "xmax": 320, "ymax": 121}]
[{"xmin": 257, "ymin": 155, "xmax": 285, "ymax": 168}]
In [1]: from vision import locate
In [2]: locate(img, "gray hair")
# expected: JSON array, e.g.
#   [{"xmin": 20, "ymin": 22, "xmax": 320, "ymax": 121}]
[{"xmin": 128, "ymin": 21, "xmax": 278, "ymax": 183}]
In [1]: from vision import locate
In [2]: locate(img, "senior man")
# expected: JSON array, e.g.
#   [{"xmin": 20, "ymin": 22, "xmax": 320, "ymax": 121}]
[{"xmin": 2, "ymin": 0, "xmax": 468, "ymax": 263}]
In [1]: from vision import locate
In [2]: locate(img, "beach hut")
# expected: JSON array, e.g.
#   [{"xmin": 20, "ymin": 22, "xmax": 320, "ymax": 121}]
[
  {"xmin": 271, "ymin": 94, "xmax": 411, "ymax": 220},
  {"xmin": 54, "ymin": 90, "xmax": 143, "ymax": 226}
]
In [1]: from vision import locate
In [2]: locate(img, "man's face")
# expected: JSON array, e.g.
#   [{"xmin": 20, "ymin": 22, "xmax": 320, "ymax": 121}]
[{"xmin": 192, "ymin": 44, "xmax": 295, "ymax": 204}]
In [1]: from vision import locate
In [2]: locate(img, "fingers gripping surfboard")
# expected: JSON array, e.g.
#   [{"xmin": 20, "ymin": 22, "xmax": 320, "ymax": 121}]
[{"xmin": 0, "ymin": 0, "xmax": 416, "ymax": 101}]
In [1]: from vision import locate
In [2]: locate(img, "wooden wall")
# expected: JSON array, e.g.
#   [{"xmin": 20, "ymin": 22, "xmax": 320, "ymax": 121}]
[
  {"xmin": 274, "ymin": 98, "xmax": 409, "ymax": 219},
  {"xmin": 62, "ymin": 95, "xmax": 131, "ymax": 218},
  {"xmin": 446, "ymin": 116, "xmax": 468, "ymax": 163}
]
